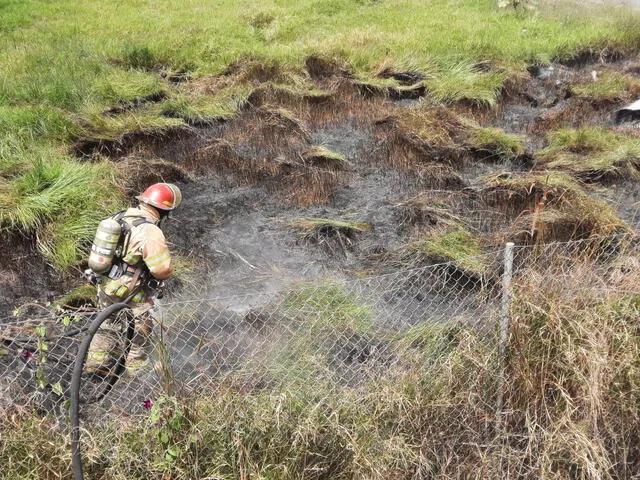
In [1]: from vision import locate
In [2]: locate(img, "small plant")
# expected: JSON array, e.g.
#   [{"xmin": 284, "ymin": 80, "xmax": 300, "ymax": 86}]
[
  {"xmin": 147, "ymin": 396, "xmax": 192, "ymax": 465},
  {"xmin": 498, "ymin": 0, "xmax": 537, "ymax": 13}
]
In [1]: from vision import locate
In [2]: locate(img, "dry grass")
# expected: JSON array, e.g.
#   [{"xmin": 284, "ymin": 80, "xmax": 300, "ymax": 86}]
[
  {"xmin": 3, "ymin": 242, "xmax": 640, "ymax": 478},
  {"xmin": 375, "ymin": 107, "xmax": 526, "ymax": 174},
  {"xmin": 478, "ymin": 171, "xmax": 628, "ymax": 243},
  {"xmin": 404, "ymin": 226, "xmax": 489, "ymax": 276},
  {"xmin": 503, "ymin": 251, "xmax": 640, "ymax": 478},
  {"xmin": 289, "ymin": 218, "xmax": 370, "ymax": 256},
  {"xmin": 114, "ymin": 156, "xmax": 192, "ymax": 199}
]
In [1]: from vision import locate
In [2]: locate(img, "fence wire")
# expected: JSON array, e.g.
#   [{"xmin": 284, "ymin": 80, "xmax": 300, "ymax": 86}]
[{"xmin": 1, "ymin": 232, "xmax": 638, "ymax": 431}]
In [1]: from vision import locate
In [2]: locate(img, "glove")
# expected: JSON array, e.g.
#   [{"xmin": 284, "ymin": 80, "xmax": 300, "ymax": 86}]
[
  {"xmin": 147, "ymin": 279, "xmax": 166, "ymax": 299},
  {"xmin": 84, "ymin": 268, "xmax": 98, "ymax": 286}
]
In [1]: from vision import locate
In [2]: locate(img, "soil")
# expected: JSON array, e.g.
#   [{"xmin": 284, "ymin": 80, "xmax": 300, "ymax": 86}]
[{"xmin": 2, "ymin": 53, "xmax": 640, "ymax": 317}]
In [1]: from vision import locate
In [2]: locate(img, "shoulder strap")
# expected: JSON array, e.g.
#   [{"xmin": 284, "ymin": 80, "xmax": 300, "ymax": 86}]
[{"xmin": 115, "ymin": 212, "xmax": 156, "ymax": 264}]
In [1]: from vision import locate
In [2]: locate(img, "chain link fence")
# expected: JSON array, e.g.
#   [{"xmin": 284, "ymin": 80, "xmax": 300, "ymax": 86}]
[{"xmin": 1, "ymin": 233, "xmax": 638, "ymax": 470}]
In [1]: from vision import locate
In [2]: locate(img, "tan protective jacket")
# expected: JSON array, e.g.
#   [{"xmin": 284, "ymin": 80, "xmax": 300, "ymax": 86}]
[{"xmin": 99, "ymin": 204, "xmax": 172, "ymax": 304}]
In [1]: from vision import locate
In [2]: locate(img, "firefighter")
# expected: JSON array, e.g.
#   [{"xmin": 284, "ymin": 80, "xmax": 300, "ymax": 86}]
[{"xmin": 85, "ymin": 183, "xmax": 182, "ymax": 377}]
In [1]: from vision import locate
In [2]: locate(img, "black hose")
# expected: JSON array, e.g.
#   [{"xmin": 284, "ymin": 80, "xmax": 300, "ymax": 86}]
[{"xmin": 70, "ymin": 302, "xmax": 132, "ymax": 480}]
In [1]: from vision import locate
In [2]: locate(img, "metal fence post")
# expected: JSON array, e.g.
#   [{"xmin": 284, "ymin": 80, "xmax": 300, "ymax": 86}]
[{"xmin": 496, "ymin": 242, "xmax": 514, "ymax": 435}]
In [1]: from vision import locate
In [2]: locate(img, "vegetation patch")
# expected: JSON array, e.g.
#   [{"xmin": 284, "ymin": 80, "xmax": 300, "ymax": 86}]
[
  {"xmin": 53, "ymin": 284, "xmax": 97, "ymax": 308},
  {"xmin": 425, "ymin": 60, "xmax": 508, "ymax": 109},
  {"xmin": 305, "ymin": 54, "xmax": 352, "ymax": 80},
  {"xmin": 0, "ymin": 155, "xmax": 122, "ymax": 269},
  {"xmin": 282, "ymin": 282, "xmax": 373, "ymax": 335},
  {"xmin": 466, "ymin": 127, "xmax": 527, "ymax": 162},
  {"xmin": 251, "ymin": 105, "xmax": 310, "ymax": 143},
  {"xmin": 536, "ymin": 126, "xmax": 640, "ymax": 184},
  {"xmin": 114, "ymin": 157, "xmax": 192, "ymax": 199},
  {"xmin": 355, "ymin": 77, "xmax": 427, "ymax": 101},
  {"xmin": 222, "ymin": 58, "xmax": 301, "ymax": 85},
  {"xmin": 246, "ymin": 83, "xmax": 334, "ymax": 109},
  {"xmin": 505, "ymin": 270, "xmax": 640, "ymax": 478},
  {"xmin": 570, "ymin": 71, "xmax": 640, "ymax": 103},
  {"xmin": 375, "ymin": 107, "xmax": 471, "ymax": 167},
  {"xmin": 377, "ymin": 107, "xmax": 527, "ymax": 175},
  {"xmin": 479, "ymin": 171, "xmax": 628, "ymax": 243},
  {"xmin": 405, "ymin": 227, "xmax": 488, "ymax": 276},
  {"xmin": 73, "ymin": 107, "xmax": 187, "ymax": 157},
  {"xmin": 289, "ymin": 217, "xmax": 370, "ymax": 256},
  {"xmin": 160, "ymin": 93, "xmax": 242, "ymax": 126},
  {"xmin": 391, "ymin": 192, "xmax": 467, "ymax": 233},
  {"xmin": 301, "ymin": 146, "xmax": 352, "ymax": 170}
]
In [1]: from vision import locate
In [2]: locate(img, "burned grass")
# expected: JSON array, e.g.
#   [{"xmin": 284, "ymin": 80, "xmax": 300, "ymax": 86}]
[
  {"xmin": 305, "ymin": 54, "xmax": 352, "ymax": 80},
  {"xmin": 374, "ymin": 108, "xmax": 472, "ymax": 169},
  {"xmin": 222, "ymin": 58, "xmax": 302, "ymax": 85},
  {"xmin": 374, "ymin": 107, "xmax": 529, "ymax": 185},
  {"xmin": 390, "ymin": 191, "xmax": 469, "ymax": 234},
  {"xmin": 114, "ymin": 156, "xmax": 192, "ymax": 199},
  {"xmin": 289, "ymin": 218, "xmax": 370, "ymax": 257},
  {"xmin": 355, "ymin": 78, "xmax": 427, "ymax": 101},
  {"xmin": 478, "ymin": 171, "xmax": 628, "ymax": 243},
  {"xmin": 246, "ymin": 83, "xmax": 335, "ymax": 109}
]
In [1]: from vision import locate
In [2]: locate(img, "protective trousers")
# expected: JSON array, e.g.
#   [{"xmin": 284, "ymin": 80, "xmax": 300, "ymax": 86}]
[{"xmin": 85, "ymin": 292, "xmax": 155, "ymax": 377}]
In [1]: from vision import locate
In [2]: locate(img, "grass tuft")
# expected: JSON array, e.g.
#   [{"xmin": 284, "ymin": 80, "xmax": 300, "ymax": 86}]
[
  {"xmin": 0, "ymin": 154, "xmax": 123, "ymax": 269},
  {"xmin": 537, "ymin": 126, "xmax": 640, "ymax": 183},
  {"xmin": 425, "ymin": 60, "xmax": 507, "ymax": 108},
  {"xmin": 479, "ymin": 171, "xmax": 628, "ymax": 242},
  {"xmin": 467, "ymin": 127, "xmax": 526, "ymax": 160},
  {"xmin": 301, "ymin": 146, "xmax": 352, "ymax": 170},
  {"xmin": 570, "ymin": 71, "xmax": 640, "ymax": 103},
  {"xmin": 406, "ymin": 226, "xmax": 488, "ymax": 275}
]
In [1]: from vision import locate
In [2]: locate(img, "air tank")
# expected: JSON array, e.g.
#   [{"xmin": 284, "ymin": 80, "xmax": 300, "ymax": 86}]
[{"xmin": 88, "ymin": 218, "xmax": 121, "ymax": 273}]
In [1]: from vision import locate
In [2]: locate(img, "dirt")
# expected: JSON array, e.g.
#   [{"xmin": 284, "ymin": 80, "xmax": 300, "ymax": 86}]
[{"xmin": 2, "ymin": 53, "xmax": 640, "ymax": 316}]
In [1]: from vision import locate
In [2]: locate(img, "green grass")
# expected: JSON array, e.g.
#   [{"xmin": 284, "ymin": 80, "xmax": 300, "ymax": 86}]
[
  {"xmin": 538, "ymin": 126, "xmax": 640, "ymax": 182},
  {"xmin": 2, "ymin": 0, "xmax": 639, "ymax": 114},
  {"xmin": 0, "ymin": 154, "xmax": 123, "ymax": 268},
  {"xmin": 468, "ymin": 126, "xmax": 526, "ymax": 158},
  {"xmin": 282, "ymin": 283, "xmax": 373, "ymax": 334},
  {"xmin": 408, "ymin": 227, "xmax": 488, "ymax": 274},
  {"xmin": 424, "ymin": 59, "xmax": 508, "ymax": 108},
  {"xmin": 570, "ymin": 71, "xmax": 640, "ymax": 102}
]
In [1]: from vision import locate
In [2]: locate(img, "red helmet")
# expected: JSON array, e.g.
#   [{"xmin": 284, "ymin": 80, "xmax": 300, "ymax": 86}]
[{"xmin": 136, "ymin": 183, "xmax": 182, "ymax": 211}]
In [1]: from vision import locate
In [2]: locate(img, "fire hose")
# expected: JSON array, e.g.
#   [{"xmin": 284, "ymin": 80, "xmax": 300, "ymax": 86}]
[{"xmin": 70, "ymin": 302, "xmax": 134, "ymax": 480}]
